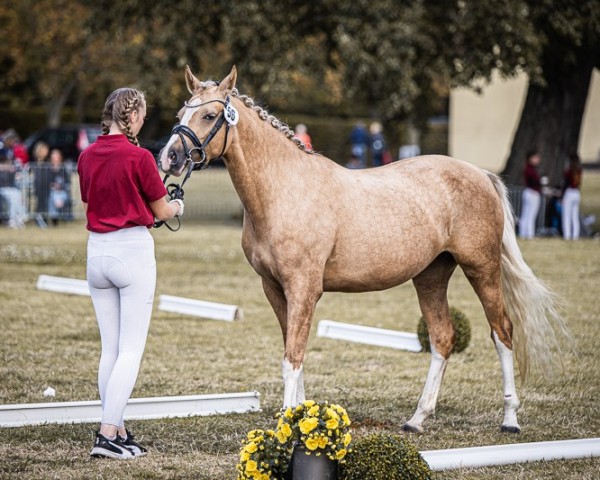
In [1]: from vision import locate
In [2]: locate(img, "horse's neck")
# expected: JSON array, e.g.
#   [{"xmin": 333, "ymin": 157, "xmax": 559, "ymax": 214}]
[{"xmin": 224, "ymin": 113, "xmax": 315, "ymax": 223}]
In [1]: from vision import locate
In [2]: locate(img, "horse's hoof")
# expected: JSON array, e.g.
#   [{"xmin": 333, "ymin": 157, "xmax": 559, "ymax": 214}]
[
  {"xmin": 500, "ymin": 424, "xmax": 521, "ymax": 434},
  {"xmin": 402, "ymin": 423, "xmax": 423, "ymax": 434}
]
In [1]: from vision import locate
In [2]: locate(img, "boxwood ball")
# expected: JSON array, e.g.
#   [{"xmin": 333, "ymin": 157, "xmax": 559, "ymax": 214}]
[
  {"xmin": 339, "ymin": 433, "xmax": 432, "ymax": 480},
  {"xmin": 417, "ymin": 306, "xmax": 471, "ymax": 353}
]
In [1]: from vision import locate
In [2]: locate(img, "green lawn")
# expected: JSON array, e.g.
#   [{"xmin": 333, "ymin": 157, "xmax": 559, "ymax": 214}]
[{"xmin": 0, "ymin": 174, "xmax": 599, "ymax": 479}]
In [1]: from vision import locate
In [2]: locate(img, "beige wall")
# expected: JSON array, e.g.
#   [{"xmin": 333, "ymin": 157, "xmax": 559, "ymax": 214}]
[{"xmin": 449, "ymin": 69, "xmax": 600, "ymax": 172}]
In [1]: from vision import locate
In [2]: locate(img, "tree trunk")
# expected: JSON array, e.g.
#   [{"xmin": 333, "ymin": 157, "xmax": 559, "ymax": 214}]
[
  {"xmin": 46, "ymin": 79, "xmax": 76, "ymax": 127},
  {"xmin": 501, "ymin": 60, "xmax": 595, "ymax": 188}
]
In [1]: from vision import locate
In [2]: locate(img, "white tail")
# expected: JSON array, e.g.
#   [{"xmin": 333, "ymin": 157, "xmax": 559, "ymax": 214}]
[{"xmin": 487, "ymin": 173, "xmax": 571, "ymax": 380}]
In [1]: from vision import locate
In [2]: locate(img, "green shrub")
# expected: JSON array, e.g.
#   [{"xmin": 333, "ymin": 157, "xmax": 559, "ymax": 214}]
[
  {"xmin": 339, "ymin": 433, "xmax": 432, "ymax": 480},
  {"xmin": 417, "ymin": 306, "xmax": 471, "ymax": 353}
]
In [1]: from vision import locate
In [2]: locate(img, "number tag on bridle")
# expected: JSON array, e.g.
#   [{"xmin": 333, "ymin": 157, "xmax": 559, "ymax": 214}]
[{"xmin": 224, "ymin": 103, "xmax": 239, "ymax": 126}]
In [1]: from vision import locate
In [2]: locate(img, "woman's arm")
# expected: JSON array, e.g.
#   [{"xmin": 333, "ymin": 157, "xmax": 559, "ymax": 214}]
[{"xmin": 149, "ymin": 198, "xmax": 184, "ymax": 222}]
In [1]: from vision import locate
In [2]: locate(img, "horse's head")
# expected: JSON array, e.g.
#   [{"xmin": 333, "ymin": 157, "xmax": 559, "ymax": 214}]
[{"xmin": 159, "ymin": 66, "xmax": 239, "ymax": 176}]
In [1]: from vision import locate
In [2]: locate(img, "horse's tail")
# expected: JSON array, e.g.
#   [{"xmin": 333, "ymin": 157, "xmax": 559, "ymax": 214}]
[{"xmin": 487, "ymin": 172, "xmax": 571, "ymax": 381}]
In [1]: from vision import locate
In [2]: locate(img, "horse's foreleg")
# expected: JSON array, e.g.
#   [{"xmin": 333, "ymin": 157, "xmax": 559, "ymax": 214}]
[
  {"xmin": 404, "ymin": 254, "xmax": 456, "ymax": 433},
  {"xmin": 261, "ymin": 278, "xmax": 307, "ymax": 404},
  {"xmin": 281, "ymin": 280, "xmax": 322, "ymax": 408}
]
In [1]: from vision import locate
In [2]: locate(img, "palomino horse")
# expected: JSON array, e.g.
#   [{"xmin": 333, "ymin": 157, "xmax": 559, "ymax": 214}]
[{"xmin": 160, "ymin": 66, "xmax": 568, "ymax": 433}]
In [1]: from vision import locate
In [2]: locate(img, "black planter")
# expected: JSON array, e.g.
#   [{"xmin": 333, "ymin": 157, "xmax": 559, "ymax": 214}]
[{"xmin": 286, "ymin": 444, "xmax": 338, "ymax": 480}]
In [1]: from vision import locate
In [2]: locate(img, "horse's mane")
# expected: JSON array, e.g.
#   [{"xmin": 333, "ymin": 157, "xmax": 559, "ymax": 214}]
[
  {"xmin": 231, "ymin": 88, "xmax": 314, "ymax": 154},
  {"xmin": 195, "ymin": 80, "xmax": 313, "ymax": 154}
]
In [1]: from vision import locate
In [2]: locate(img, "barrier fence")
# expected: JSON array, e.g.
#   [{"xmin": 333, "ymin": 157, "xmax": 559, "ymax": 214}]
[
  {"xmin": 0, "ymin": 163, "xmax": 563, "ymax": 233},
  {"xmin": 0, "ymin": 164, "xmax": 242, "ymax": 226}
]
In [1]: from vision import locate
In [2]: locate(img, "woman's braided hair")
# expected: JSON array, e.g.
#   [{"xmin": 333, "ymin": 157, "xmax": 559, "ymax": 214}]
[{"xmin": 101, "ymin": 88, "xmax": 146, "ymax": 146}]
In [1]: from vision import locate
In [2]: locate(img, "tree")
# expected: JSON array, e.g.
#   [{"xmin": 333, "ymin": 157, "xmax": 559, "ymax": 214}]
[
  {"xmin": 501, "ymin": 1, "xmax": 600, "ymax": 185},
  {"xmin": 0, "ymin": 0, "xmax": 92, "ymax": 126}
]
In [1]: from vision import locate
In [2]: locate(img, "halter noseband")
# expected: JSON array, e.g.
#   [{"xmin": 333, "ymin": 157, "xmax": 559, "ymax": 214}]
[
  {"xmin": 172, "ymin": 95, "xmax": 237, "ymax": 172},
  {"xmin": 154, "ymin": 95, "xmax": 238, "ymax": 231}
]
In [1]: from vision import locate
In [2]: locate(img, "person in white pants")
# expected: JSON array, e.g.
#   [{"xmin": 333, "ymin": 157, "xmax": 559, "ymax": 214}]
[
  {"xmin": 78, "ymin": 87, "xmax": 184, "ymax": 459},
  {"xmin": 562, "ymin": 153, "xmax": 583, "ymax": 240},
  {"xmin": 519, "ymin": 150, "xmax": 542, "ymax": 239}
]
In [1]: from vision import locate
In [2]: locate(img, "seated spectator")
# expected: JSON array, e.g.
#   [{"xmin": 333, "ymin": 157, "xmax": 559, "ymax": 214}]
[
  {"xmin": 32, "ymin": 142, "xmax": 50, "ymax": 227},
  {"xmin": 0, "ymin": 154, "xmax": 26, "ymax": 228}
]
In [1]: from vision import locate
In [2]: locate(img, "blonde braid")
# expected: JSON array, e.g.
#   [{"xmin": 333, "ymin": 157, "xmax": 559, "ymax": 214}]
[
  {"xmin": 120, "ymin": 97, "xmax": 140, "ymax": 146},
  {"xmin": 102, "ymin": 88, "xmax": 146, "ymax": 146}
]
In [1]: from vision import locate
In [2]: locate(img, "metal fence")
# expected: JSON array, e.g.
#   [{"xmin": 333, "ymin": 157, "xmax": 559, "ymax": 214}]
[
  {"xmin": 2, "ymin": 164, "xmax": 559, "ymax": 235},
  {"xmin": 0, "ymin": 164, "xmax": 243, "ymax": 227}
]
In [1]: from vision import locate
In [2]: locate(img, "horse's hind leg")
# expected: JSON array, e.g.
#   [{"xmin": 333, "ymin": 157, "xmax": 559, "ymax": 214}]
[
  {"xmin": 461, "ymin": 262, "xmax": 521, "ymax": 433},
  {"xmin": 404, "ymin": 253, "xmax": 457, "ymax": 433}
]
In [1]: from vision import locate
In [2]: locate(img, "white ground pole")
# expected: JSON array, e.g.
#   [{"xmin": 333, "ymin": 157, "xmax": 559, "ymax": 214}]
[
  {"xmin": 36, "ymin": 275, "xmax": 90, "ymax": 296},
  {"xmin": 420, "ymin": 437, "xmax": 600, "ymax": 471},
  {"xmin": 158, "ymin": 294, "xmax": 243, "ymax": 321},
  {"xmin": 316, "ymin": 320, "xmax": 422, "ymax": 352},
  {"xmin": 0, "ymin": 391, "xmax": 260, "ymax": 428},
  {"xmin": 35, "ymin": 277, "xmax": 243, "ymax": 321}
]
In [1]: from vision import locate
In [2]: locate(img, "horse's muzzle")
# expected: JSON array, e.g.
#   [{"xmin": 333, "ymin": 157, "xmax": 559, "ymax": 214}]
[{"xmin": 159, "ymin": 144, "xmax": 186, "ymax": 176}]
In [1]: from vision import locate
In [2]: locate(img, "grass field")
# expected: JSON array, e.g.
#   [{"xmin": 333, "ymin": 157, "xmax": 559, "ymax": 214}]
[{"xmin": 0, "ymin": 173, "xmax": 599, "ymax": 479}]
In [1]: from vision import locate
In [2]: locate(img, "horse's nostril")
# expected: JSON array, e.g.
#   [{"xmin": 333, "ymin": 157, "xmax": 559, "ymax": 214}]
[{"xmin": 168, "ymin": 151, "xmax": 177, "ymax": 165}]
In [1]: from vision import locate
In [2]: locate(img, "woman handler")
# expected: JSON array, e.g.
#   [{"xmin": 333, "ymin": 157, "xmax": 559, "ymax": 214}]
[{"xmin": 78, "ymin": 88, "xmax": 183, "ymax": 459}]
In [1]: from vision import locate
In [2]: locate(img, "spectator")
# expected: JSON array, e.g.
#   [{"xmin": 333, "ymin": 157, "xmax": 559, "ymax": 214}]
[
  {"xmin": 293, "ymin": 123, "xmax": 312, "ymax": 151},
  {"xmin": 349, "ymin": 122, "xmax": 369, "ymax": 168},
  {"xmin": 0, "ymin": 129, "xmax": 29, "ymax": 166},
  {"xmin": 0, "ymin": 153, "xmax": 26, "ymax": 228},
  {"xmin": 47, "ymin": 149, "xmax": 71, "ymax": 226},
  {"xmin": 561, "ymin": 153, "xmax": 583, "ymax": 240},
  {"xmin": 345, "ymin": 153, "xmax": 363, "ymax": 169},
  {"xmin": 32, "ymin": 142, "xmax": 50, "ymax": 227},
  {"xmin": 369, "ymin": 121, "xmax": 387, "ymax": 167},
  {"xmin": 518, "ymin": 149, "xmax": 542, "ymax": 239}
]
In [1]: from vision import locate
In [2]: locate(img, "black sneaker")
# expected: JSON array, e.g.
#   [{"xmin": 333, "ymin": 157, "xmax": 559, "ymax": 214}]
[
  {"xmin": 90, "ymin": 432, "xmax": 133, "ymax": 460},
  {"xmin": 118, "ymin": 429, "xmax": 148, "ymax": 457}
]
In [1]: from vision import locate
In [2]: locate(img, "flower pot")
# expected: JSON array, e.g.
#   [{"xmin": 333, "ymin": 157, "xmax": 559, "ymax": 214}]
[{"xmin": 287, "ymin": 444, "xmax": 338, "ymax": 480}]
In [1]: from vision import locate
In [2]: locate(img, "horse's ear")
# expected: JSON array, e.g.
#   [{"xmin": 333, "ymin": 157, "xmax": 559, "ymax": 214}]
[
  {"xmin": 185, "ymin": 65, "xmax": 203, "ymax": 94},
  {"xmin": 218, "ymin": 65, "xmax": 237, "ymax": 93}
]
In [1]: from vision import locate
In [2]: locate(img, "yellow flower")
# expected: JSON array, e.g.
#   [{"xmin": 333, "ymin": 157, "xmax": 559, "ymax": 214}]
[
  {"xmin": 299, "ymin": 417, "xmax": 319, "ymax": 434},
  {"xmin": 275, "ymin": 426, "xmax": 291, "ymax": 444},
  {"xmin": 325, "ymin": 418, "xmax": 339, "ymax": 430},
  {"xmin": 305, "ymin": 437, "xmax": 320, "ymax": 450},
  {"xmin": 240, "ymin": 451, "xmax": 250, "ymax": 462},
  {"xmin": 303, "ymin": 400, "xmax": 316, "ymax": 408},
  {"xmin": 284, "ymin": 407, "xmax": 294, "ymax": 419},
  {"xmin": 308, "ymin": 405, "xmax": 320, "ymax": 416},
  {"xmin": 343, "ymin": 432, "xmax": 352, "ymax": 447},
  {"xmin": 245, "ymin": 441, "xmax": 258, "ymax": 454},
  {"xmin": 245, "ymin": 460, "xmax": 258, "ymax": 473},
  {"xmin": 336, "ymin": 448, "xmax": 347, "ymax": 460},
  {"xmin": 326, "ymin": 408, "xmax": 338, "ymax": 420},
  {"xmin": 318, "ymin": 436, "xmax": 329, "ymax": 449},
  {"xmin": 342, "ymin": 413, "xmax": 351, "ymax": 426}
]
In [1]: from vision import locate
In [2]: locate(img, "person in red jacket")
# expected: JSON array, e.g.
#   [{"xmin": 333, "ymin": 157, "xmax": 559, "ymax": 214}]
[
  {"xmin": 78, "ymin": 87, "xmax": 184, "ymax": 459},
  {"xmin": 518, "ymin": 150, "xmax": 542, "ymax": 239}
]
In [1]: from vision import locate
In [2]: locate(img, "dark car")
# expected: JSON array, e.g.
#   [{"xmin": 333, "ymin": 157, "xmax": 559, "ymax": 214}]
[{"xmin": 24, "ymin": 124, "xmax": 102, "ymax": 162}]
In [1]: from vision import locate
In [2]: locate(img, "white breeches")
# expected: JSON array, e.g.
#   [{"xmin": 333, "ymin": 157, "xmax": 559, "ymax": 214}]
[
  {"xmin": 562, "ymin": 188, "xmax": 581, "ymax": 240},
  {"xmin": 87, "ymin": 226, "xmax": 156, "ymax": 427},
  {"xmin": 519, "ymin": 188, "xmax": 541, "ymax": 239}
]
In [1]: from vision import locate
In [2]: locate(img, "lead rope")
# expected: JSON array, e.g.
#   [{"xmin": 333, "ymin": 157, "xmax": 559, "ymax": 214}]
[{"xmin": 153, "ymin": 159, "xmax": 195, "ymax": 231}]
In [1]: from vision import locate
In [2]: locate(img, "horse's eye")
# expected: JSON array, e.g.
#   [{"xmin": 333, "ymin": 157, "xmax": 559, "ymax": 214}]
[{"xmin": 204, "ymin": 113, "xmax": 216, "ymax": 120}]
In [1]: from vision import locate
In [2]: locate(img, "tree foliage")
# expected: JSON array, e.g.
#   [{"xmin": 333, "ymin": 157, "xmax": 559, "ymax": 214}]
[{"xmin": 0, "ymin": 0, "xmax": 597, "ymax": 178}]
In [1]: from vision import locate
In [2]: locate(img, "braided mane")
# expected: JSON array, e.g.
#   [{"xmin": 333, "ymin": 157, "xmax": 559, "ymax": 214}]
[{"xmin": 196, "ymin": 80, "xmax": 313, "ymax": 154}]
